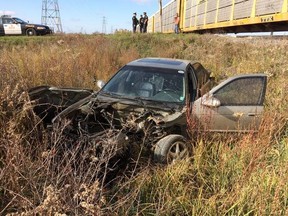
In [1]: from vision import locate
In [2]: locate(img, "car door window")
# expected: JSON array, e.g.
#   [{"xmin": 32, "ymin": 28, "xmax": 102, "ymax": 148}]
[
  {"xmin": 186, "ymin": 65, "xmax": 197, "ymax": 102},
  {"xmin": 213, "ymin": 77, "xmax": 266, "ymax": 106},
  {"xmin": 192, "ymin": 63, "xmax": 210, "ymax": 86},
  {"xmin": 2, "ymin": 18, "xmax": 13, "ymax": 24}
]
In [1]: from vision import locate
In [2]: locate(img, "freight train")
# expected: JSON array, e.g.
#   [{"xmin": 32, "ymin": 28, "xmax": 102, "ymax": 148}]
[{"xmin": 148, "ymin": 0, "xmax": 288, "ymax": 33}]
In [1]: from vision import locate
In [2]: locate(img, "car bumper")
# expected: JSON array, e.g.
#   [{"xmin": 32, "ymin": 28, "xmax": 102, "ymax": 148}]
[{"xmin": 37, "ymin": 29, "xmax": 53, "ymax": 35}]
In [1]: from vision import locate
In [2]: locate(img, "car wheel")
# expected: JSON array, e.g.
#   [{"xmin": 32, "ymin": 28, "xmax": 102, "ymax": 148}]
[
  {"xmin": 26, "ymin": 28, "xmax": 36, "ymax": 36},
  {"xmin": 154, "ymin": 134, "xmax": 189, "ymax": 164}
]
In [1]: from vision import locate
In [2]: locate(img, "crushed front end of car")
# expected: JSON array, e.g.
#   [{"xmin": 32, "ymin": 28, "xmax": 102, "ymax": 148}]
[{"xmin": 28, "ymin": 86, "xmax": 188, "ymax": 168}]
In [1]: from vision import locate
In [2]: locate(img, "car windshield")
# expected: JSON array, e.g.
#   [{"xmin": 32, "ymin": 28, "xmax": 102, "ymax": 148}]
[
  {"xmin": 13, "ymin": 18, "xmax": 27, "ymax": 24},
  {"xmin": 101, "ymin": 65, "xmax": 185, "ymax": 103}
]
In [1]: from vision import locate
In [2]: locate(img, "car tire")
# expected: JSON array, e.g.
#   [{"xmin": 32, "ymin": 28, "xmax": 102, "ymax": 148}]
[
  {"xmin": 154, "ymin": 134, "xmax": 190, "ymax": 164},
  {"xmin": 26, "ymin": 28, "xmax": 36, "ymax": 36}
]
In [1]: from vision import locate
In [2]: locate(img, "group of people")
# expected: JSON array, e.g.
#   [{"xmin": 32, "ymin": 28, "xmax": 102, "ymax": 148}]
[
  {"xmin": 132, "ymin": 12, "xmax": 148, "ymax": 33},
  {"xmin": 132, "ymin": 12, "xmax": 180, "ymax": 34}
]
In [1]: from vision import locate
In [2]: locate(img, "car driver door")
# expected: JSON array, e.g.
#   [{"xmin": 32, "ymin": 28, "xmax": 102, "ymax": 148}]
[
  {"xmin": 3, "ymin": 18, "xmax": 22, "ymax": 35},
  {"xmin": 193, "ymin": 74, "xmax": 267, "ymax": 132}
]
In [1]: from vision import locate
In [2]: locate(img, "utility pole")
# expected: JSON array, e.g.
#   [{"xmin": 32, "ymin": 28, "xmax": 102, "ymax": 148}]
[
  {"xmin": 159, "ymin": 0, "xmax": 163, "ymax": 33},
  {"xmin": 42, "ymin": 0, "xmax": 63, "ymax": 33}
]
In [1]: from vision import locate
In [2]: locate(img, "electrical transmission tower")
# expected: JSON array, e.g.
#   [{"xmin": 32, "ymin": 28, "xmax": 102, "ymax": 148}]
[
  {"xmin": 102, "ymin": 16, "xmax": 107, "ymax": 34},
  {"xmin": 42, "ymin": 0, "xmax": 63, "ymax": 33}
]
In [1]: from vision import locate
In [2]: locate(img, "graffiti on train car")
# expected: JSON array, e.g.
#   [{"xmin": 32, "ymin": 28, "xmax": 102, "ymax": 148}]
[{"xmin": 261, "ymin": 16, "xmax": 274, "ymax": 23}]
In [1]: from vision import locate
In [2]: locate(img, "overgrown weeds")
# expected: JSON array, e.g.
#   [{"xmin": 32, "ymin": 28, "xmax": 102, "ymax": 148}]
[{"xmin": 0, "ymin": 33, "xmax": 287, "ymax": 215}]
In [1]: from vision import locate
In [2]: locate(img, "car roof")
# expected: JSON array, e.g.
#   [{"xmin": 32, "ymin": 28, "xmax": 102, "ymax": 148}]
[{"xmin": 126, "ymin": 58, "xmax": 196, "ymax": 71}]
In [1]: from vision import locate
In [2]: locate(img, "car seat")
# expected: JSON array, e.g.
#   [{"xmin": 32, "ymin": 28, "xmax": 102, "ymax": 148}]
[{"xmin": 134, "ymin": 81, "xmax": 155, "ymax": 97}]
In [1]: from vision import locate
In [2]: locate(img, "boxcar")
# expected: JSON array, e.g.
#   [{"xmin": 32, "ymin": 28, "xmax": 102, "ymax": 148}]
[{"xmin": 148, "ymin": 0, "xmax": 288, "ymax": 33}]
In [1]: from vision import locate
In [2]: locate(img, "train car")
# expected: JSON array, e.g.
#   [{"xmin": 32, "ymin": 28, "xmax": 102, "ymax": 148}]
[{"xmin": 148, "ymin": 0, "xmax": 288, "ymax": 33}]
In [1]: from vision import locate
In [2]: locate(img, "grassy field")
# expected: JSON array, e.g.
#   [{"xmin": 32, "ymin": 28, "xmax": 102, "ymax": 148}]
[{"xmin": 0, "ymin": 33, "xmax": 287, "ymax": 215}]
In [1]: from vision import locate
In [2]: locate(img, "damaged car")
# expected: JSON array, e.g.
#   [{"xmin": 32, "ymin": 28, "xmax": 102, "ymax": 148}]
[{"xmin": 28, "ymin": 58, "xmax": 267, "ymax": 164}]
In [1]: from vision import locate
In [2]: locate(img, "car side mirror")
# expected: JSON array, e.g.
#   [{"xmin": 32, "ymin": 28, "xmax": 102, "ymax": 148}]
[
  {"xmin": 96, "ymin": 80, "xmax": 105, "ymax": 89},
  {"xmin": 201, "ymin": 95, "xmax": 221, "ymax": 108}
]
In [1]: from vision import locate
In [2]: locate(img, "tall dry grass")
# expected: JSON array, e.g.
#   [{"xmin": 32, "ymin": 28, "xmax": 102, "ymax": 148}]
[{"xmin": 0, "ymin": 33, "xmax": 287, "ymax": 215}]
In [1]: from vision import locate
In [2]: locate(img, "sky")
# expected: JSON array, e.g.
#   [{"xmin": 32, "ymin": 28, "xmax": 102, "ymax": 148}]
[{"xmin": 0, "ymin": 0, "xmax": 171, "ymax": 34}]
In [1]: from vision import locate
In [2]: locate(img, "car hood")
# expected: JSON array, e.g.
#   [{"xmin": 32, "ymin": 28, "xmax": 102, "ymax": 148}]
[
  {"xmin": 53, "ymin": 92, "xmax": 185, "ymax": 124},
  {"xmin": 28, "ymin": 85, "xmax": 186, "ymax": 128}
]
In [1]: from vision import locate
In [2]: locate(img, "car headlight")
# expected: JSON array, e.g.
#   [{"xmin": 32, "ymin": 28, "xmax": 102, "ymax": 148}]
[{"xmin": 37, "ymin": 27, "xmax": 46, "ymax": 30}]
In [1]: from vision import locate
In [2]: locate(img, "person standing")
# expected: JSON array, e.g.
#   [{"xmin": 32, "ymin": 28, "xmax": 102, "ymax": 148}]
[
  {"xmin": 139, "ymin": 15, "xmax": 144, "ymax": 33},
  {"xmin": 143, "ymin": 12, "xmax": 148, "ymax": 33},
  {"xmin": 132, "ymin": 12, "xmax": 138, "ymax": 33},
  {"xmin": 174, "ymin": 13, "xmax": 180, "ymax": 34}
]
